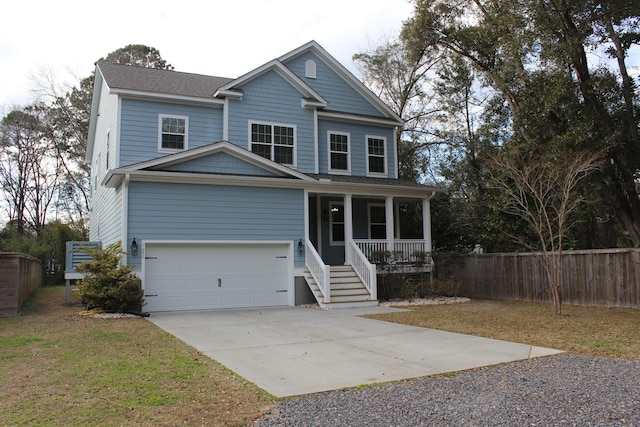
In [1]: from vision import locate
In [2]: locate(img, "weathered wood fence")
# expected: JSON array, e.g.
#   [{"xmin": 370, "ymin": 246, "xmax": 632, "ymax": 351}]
[
  {"xmin": 434, "ymin": 249, "xmax": 640, "ymax": 308},
  {"xmin": 0, "ymin": 253, "xmax": 42, "ymax": 317}
]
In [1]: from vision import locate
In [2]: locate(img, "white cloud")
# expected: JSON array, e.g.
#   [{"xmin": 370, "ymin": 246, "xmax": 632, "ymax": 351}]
[{"xmin": 1, "ymin": 0, "xmax": 414, "ymax": 107}]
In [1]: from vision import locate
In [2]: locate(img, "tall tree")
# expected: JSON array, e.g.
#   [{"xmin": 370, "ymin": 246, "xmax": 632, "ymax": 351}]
[
  {"xmin": 354, "ymin": 37, "xmax": 441, "ymax": 182},
  {"xmin": 31, "ymin": 44, "xmax": 174, "ymax": 229},
  {"xmin": 0, "ymin": 105, "xmax": 60, "ymax": 236},
  {"xmin": 402, "ymin": 0, "xmax": 640, "ymax": 247}
]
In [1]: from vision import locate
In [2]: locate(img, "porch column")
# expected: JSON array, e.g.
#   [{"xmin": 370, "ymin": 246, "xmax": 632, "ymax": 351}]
[
  {"xmin": 422, "ymin": 198, "xmax": 432, "ymax": 252},
  {"xmin": 344, "ymin": 194, "xmax": 353, "ymax": 263},
  {"xmin": 385, "ymin": 196, "xmax": 394, "ymax": 253}
]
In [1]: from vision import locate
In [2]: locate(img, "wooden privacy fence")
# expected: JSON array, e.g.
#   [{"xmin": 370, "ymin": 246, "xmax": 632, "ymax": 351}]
[
  {"xmin": 0, "ymin": 253, "xmax": 42, "ymax": 317},
  {"xmin": 434, "ymin": 249, "xmax": 640, "ymax": 308}
]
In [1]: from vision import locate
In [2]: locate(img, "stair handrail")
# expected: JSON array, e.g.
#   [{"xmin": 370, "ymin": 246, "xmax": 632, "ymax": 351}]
[
  {"xmin": 305, "ymin": 239, "xmax": 330, "ymax": 303},
  {"xmin": 347, "ymin": 240, "xmax": 377, "ymax": 300}
]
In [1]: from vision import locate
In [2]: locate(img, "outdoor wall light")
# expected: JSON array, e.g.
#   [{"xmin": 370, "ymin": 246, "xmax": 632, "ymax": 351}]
[
  {"xmin": 298, "ymin": 239, "xmax": 305, "ymax": 254},
  {"xmin": 131, "ymin": 238, "xmax": 138, "ymax": 256}
]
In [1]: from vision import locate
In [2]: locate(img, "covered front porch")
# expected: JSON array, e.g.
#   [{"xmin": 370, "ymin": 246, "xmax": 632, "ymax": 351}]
[{"xmin": 302, "ymin": 189, "xmax": 434, "ymax": 308}]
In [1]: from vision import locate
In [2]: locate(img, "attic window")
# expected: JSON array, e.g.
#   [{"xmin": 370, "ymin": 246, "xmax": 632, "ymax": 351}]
[{"xmin": 305, "ymin": 60, "xmax": 316, "ymax": 79}]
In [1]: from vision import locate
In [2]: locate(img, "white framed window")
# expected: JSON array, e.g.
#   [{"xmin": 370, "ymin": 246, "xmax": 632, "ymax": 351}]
[
  {"xmin": 328, "ymin": 131, "xmax": 350, "ymax": 174},
  {"xmin": 366, "ymin": 135, "xmax": 387, "ymax": 176},
  {"xmin": 368, "ymin": 203, "xmax": 387, "ymax": 239},
  {"xmin": 159, "ymin": 114, "xmax": 188, "ymax": 152},
  {"xmin": 249, "ymin": 121, "xmax": 296, "ymax": 166},
  {"xmin": 329, "ymin": 202, "xmax": 345, "ymax": 245}
]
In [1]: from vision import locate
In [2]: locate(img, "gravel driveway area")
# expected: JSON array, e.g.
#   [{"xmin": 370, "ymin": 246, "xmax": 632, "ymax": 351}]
[{"xmin": 255, "ymin": 354, "xmax": 639, "ymax": 426}]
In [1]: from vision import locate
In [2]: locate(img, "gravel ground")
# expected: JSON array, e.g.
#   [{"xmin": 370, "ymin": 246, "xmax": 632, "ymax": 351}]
[{"xmin": 255, "ymin": 354, "xmax": 640, "ymax": 426}]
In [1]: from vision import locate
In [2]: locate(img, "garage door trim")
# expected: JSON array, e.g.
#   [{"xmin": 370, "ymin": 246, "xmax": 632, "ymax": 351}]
[{"xmin": 141, "ymin": 240, "xmax": 294, "ymax": 310}]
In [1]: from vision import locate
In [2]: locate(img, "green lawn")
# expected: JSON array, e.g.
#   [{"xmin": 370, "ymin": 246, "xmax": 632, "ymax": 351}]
[{"xmin": 2, "ymin": 288, "xmax": 638, "ymax": 426}]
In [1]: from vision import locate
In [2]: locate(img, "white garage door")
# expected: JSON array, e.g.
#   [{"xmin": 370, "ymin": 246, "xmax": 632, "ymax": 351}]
[{"xmin": 143, "ymin": 242, "xmax": 291, "ymax": 311}]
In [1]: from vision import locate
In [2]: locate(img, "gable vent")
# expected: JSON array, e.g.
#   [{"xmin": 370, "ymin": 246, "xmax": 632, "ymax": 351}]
[{"xmin": 305, "ymin": 60, "xmax": 317, "ymax": 79}]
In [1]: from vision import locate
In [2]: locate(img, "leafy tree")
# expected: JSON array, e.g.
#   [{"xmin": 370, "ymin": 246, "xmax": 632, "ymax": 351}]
[
  {"xmin": 75, "ymin": 242, "xmax": 143, "ymax": 312},
  {"xmin": 400, "ymin": 0, "xmax": 640, "ymax": 248},
  {"xmin": 97, "ymin": 44, "xmax": 174, "ymax": 70},
  {"xmin": 354, "ymin": 37, "xmax": 441, "ymax": 182}
]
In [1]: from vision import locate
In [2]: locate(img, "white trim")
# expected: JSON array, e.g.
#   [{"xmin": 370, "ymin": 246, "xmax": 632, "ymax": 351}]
[
  {"xmin": 107, "ymin": 169, "xmax": 440, "ymax": 198},
  {"xmin": 314, "ymin": 110, "xmax": 319, "ymax": 173},
  {"xmin": 392, "ymin": 127, "xmax": 399, "ymax": 179},
  {"xmin": 385, "ymin": 196, "xmax": 395, "ymax": 250},
  {"xmin": 248, "ymin": 120, "xmax": 297, "ymax": 168},
  {"xmin": 110, "ymin": 88, "xmax": 226, "ymax": 106},
  {"xmin": 423, "ymin": 198, "xmax": 432, "ymax": 252},
  {"xmin": 366, "ymin": 135, "xmax": 388, "ymax": 177},
  {"xmin": 109, "ymin": 141, "xmax": 314, "ymax": 182},
  {"xmin": 316, "ymin": 195, "xmax": 323, "ymax": 257},
  {"xmin": 277, "ymin": 41, "xmax": 403, "ymax": 123},
  {"xmin": 141, "ymin": 240, "xmax": 295, "ymax": 307},
  {"xmin": 327, "ymin": 131, "xmax": 351, "ymax": 175},
  {"xmin": 344, "ymin": 194, "xmax": 353, "ymax": 263},
  {"xmin": 217, "ymin": 60, "xmax": 327, "ymax": 106},
  {"xmin": 158, "ymin": 114, "xmax": 189, "ymax": 153},
  {"xmin": 317, "ymin": 110, "xmax": 402, "ymax": 127},
  {"xmin": 121, "ymin": 174, "xmax": 130, "ymax": 264},
  {"xmin": 329, "ymin": 201, "xmax": 345, "ymax": 246},
  {"xmin": 223, "ymin": 98, "xmax": 229, "ymax": 140}
]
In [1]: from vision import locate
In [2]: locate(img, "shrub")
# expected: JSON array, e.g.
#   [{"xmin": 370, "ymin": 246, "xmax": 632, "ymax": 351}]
[
  {"xmin": 75, "ymin": 242, "xmax": 144, "ymax": 312},
  {"xmin": 431, "ymin": 278, "xmax": 462, "ymax": 297}
]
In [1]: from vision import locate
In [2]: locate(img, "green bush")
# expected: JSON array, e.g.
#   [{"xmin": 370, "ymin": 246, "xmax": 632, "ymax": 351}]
[{"xmin": 75, "ymin": 242, "xmax": 144, "ymax": 312}]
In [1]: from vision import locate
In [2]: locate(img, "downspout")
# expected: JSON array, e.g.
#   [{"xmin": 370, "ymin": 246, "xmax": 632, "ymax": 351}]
[
  {"xmin": 121, "ymin": 173, "xmax": 130, "ymax": 265},
  {"xmin": 223, "ymin": 98, "xmax": 229, "ymax": 141}
]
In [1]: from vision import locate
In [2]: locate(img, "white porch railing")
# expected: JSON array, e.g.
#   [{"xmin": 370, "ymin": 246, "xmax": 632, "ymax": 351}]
[
  {"xmin": 347, "ymin": 240, "xmax": 377, "ymax": 300},
  {"xmin": 354, "ymin": 239, "xmax": 431, "ymax": 267},
  {"xmin": 305, "ymin": 240, "xmax": 331, "ymax": 303}
]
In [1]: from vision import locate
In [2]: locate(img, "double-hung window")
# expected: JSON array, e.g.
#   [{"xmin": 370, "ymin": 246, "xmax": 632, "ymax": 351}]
[
  {"xmin": 328, "ymin": 131, "xmax": 350, "ymax": 174},
  {"xmin": 250, "ymin": 121, "xmax": 295, "ymax": 165},
  {"xmin": 368, "ymin": 204, "xmax": 387, "ymax": 239},
  {"xmin": 367, "ymin": 136, "xmax": 387, "ymax": 176},
  {"xmin": 159, "ymin": 114, "xmax": 188, "ymax": 152}
]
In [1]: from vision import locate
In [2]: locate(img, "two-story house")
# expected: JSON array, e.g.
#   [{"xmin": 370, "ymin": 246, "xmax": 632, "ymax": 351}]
[{"xmin": 87, "ymin": 40, "xmax": 437, "ymax": 312}]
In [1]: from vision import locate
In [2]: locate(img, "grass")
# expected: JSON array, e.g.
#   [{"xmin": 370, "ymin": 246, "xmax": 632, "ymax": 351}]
[
  {"xmin": 0, "ymin": 287, "xmax": 277, "ymax": 427},
  {"xmin": 2, "ymin": 289, "xmax": 638, "ymax": 426},
  {"xmin": 366, "ymin": 299, "xmax": 640, "ymax": 359}
]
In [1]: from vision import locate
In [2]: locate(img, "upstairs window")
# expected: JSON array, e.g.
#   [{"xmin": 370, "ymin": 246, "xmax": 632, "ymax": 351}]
[
  {"xmin": 367, "ymin": 136, "xmax": 387, "ymax": 176},
  {"xmin": 328, "ymin": 132, "xmax": 350, "ymax": 174},
  {"xmin": 159, "ymin": 114, "xmax": 188, "ymax": 152},
  {"xmin": 250, "ymin": 121, "xmax": 296, "ymax": 165}
]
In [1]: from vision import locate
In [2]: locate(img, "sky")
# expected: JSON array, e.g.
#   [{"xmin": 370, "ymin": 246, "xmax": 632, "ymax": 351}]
[{"xmin": 0, "ymin": 0, "xmax": 414, "ymax": 108}]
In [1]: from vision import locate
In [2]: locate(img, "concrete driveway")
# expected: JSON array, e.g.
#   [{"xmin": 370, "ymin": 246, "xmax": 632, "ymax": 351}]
[{"xmin": 149, "ymin": 305, "xmax": 562, "ymax": 397}]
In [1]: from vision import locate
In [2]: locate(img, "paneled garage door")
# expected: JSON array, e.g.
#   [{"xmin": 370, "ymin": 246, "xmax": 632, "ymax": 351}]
[{"xmin": 143, "ymin": 242, "xmax": 291, "ymax": 312}]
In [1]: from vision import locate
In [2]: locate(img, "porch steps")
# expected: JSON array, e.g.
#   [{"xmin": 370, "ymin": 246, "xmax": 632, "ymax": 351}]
[{"xmin": 303, "ymin": 265, "xmax": 378, "ymax": 309}]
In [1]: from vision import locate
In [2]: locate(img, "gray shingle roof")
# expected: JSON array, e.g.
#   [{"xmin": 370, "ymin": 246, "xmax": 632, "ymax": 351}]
[{"xmin": 97, "ymin": 62, "xmax": 234, "ymax": 99}]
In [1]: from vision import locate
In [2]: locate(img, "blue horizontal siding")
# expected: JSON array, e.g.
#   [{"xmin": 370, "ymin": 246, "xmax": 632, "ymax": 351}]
[
  {"xmin": 159, "ymin": 152, "xmax": 280, "ymax": 177},
  {"xmin": 227, "ymin": 70, "xmax": 315, "ymax": 173},
  {"xmin": 119, "ymin": 99, "xmax": 223, "ymax": 166},
  {"xmin": 284, "ymin": 51, "xmax": 385, "ymax": 118},
  {"xmin": 318, "ymin": 119, "xmax": 396, "ymax": 177},
  {"xmin": 127, "ymin": 182, "xmax": 305, "ymax": 269}
]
